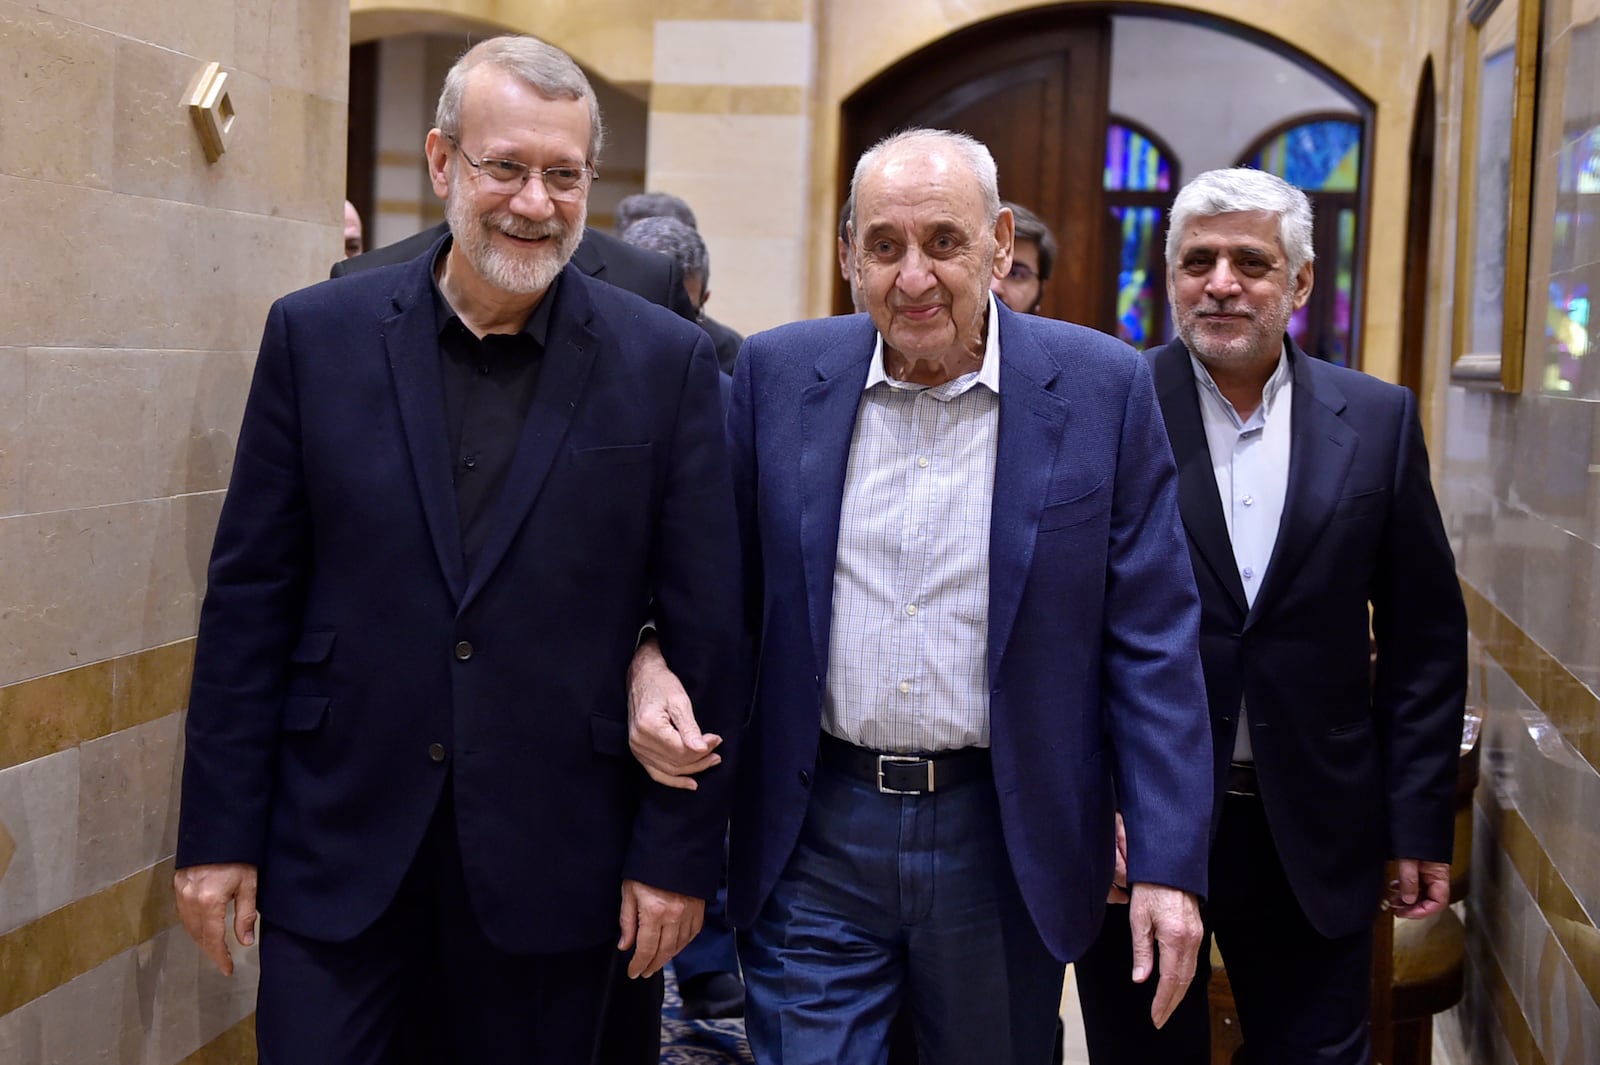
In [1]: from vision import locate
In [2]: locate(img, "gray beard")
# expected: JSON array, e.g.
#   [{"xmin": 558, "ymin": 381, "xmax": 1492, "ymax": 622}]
[{"xmin": 447, "ymin": 192, "xmax": 586, "ymax": 296}]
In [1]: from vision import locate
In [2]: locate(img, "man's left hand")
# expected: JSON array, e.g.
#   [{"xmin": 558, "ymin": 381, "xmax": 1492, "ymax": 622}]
[
  {"xmin": 1128, "ymin": 883, "xmax": 1203, "ymax": 1028},
  {"xmin": 1389, "ymin": 859, "xmax": 1450, "ymax": 919},
  {"xmin": 617, "ymin": 879, "xmax": 706, "ymax": 978}
]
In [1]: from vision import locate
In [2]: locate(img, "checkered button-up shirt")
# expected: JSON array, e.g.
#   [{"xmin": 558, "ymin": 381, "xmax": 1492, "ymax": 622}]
[{"xmin": 822, "ymin": 295, "xmax": 1002, "ymax": 753}]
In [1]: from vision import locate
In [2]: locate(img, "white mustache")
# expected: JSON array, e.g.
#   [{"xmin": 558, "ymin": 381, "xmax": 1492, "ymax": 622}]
[{"xmin": 489, "ymin": 216, "xmax": 564, "ymax": 241}]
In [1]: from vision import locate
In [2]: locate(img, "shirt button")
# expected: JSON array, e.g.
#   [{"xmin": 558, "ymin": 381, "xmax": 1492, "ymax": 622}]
[
  {"xmin": 917, "ymin": 456, "xmax": 930, "ymax": 468},
  {"xmin": 798, "ymin": 769, "xmax": 811, "ymax": 787},
  {"xmin": 428, "ymin": 742, "xmax": 447, "ymax": 763},
  {"xmin": 1242, "ymin": 494, "xmax": 1254, "ymax": 506},
  {"xmin": 905, "ymin": 603, "xmax": 918, "ymax": 616},
  {"xmin": 1243, "ymin": 567, "xmax": 1255, "ymax": 580},
  {"xmin": 899, "ymin": 681, "xmax": 911, "ymax": 694},
  {"xmin": 463, "ymin": 454, "xmax": 478, "ymax": 469},
  {"xmin": 454, "ymin": 640, "xmax": 473, "ymax": 660}
]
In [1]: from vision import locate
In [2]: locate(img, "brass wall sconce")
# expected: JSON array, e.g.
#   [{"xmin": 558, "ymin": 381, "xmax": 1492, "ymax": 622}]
[{"xmin": 188, "ymin": 62, "xmax": 235, "ymax": 163}]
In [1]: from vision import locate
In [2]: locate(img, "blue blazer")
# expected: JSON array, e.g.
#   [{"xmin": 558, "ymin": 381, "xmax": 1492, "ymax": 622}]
[
  {"xmin": 725, "ymin": 304, "xmax": 1213, "ymax": 962},
  {"xmin": 1147, "ymin": 338, "xmax": 1467, "ymax": 939},
  {"xmin": 176, "ymin": 243, "xmax": 744, "ymax": 954}
]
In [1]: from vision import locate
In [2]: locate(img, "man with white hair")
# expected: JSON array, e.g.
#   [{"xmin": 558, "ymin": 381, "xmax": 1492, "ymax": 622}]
[
  {"xmin": 1075, "ymin": 167, "xmax": 1466, "ymax": 1065},
  {"xmin": 713, "ymin": 127, "xmax": 1212, "ymax": 1062},
  {"xmin": 173, "ymin": 35, "xmax": 741, "ymax": 1063}
]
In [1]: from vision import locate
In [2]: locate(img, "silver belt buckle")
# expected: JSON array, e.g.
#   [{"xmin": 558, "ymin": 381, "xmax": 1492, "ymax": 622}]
[{"xmin": 877, "ymin": 754, "xmax": 934, "ymax": 794}]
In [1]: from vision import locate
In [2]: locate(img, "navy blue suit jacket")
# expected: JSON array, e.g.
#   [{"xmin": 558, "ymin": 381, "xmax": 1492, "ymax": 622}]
[
  {"xmin": 176, "ymin": 244, "xmax": 743, "ymax": 954},
  {"xmin": 1147, "ymin": 339, "xmax": 1466, "ymax": 939},
  {"xmin": 725, "ymin": 304, "xmax": 1213, "ymax": 962}
]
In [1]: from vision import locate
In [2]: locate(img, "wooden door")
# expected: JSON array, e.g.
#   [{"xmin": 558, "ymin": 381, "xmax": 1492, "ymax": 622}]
[{"xmin": 839, "ymin": 12, "xmax": 1113, "ymax": 324}]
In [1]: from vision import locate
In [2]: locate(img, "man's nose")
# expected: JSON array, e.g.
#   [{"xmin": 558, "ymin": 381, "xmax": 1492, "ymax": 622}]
[
  {"xmin": 1204, "ymin": 258, "xmax": 1241, "ymax": 296},
  {"xmin": 508, "ymin": 174, "xmax": 556, "ymax": 218},
  {"xmin": 897, "ymin": 246, "xmax": 936, "ymax": 293}
]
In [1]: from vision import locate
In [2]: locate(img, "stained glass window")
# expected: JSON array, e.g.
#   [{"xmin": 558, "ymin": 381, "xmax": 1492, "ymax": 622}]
[
  {"xmin": 1540, "ymin": 127, "xmax": 1600, "ymax": 395},
  {"xmin": 1103, "ymin": 121, "xmax": 1176, "ymax": 347},
  {"xmin": 1238, "ymin": 115, "xmax": 1364, "ymax": 366}
]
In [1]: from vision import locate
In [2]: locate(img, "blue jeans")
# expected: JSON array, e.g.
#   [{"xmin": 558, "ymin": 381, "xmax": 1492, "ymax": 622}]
[{"xmin": 738, "ymin": 759, "xmax": 1063, "ymax": 1064}]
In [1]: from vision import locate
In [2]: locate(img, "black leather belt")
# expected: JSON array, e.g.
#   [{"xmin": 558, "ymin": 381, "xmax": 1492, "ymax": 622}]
[
  {"xmin": 1226, "ymin": 762, "xmax": 1259, "ymax": 797},
  {"xmin": 818, "ymin": 733, "xmax": 990, "ymax": 795}
]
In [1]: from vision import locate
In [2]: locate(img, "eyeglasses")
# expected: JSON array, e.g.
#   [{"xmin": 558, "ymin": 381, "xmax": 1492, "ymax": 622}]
[
  {"xmin": 447, "ymin": 134, "xmax": 595, "ymax": 200},
  {"xmin": 1006, "ymin": 262, "xmax": 1038, "ymax": 283}
]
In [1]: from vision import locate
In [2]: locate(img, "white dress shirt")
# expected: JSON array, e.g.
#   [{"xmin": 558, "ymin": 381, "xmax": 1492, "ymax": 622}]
[
  {"xmin": 1191, "ymin": 346, "xmax": 1293, "ymax": 762},
  {"xmin": 823, "ymin": 295, "xmax": 1003, "ymax": 753}
]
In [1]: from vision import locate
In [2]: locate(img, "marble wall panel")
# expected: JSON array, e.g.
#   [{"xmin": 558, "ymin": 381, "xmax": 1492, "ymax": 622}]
[
  {"xmin": 74, "ymin": 714, "xmax": 182, "ymax": 899},
  {"xmin": 232, "ymin": 0, "xmax": 347, "ymax": 100},
  {"xmin": 267, "ymin": 86, "xmax": 349, "ymax": 225},
  {"xmin": 0, "ymin": 497, "xmax": 215, "ymax": 684},
  {"xmin": 651, "ymin": 171, "xmax": 810, "ymax": 242},
  {"xmin": 648, "ymin": 114, "xmax": 810, "ymax": 178},
  {"xmin": 0, "ymin": 749, "xmax": 80, "ymax": 935},
  {"xmin": 653, "ymin": 20, "xmax": 813, "ymax": 86},
  {"xmin": 0, "ymin": 925, "xmax": 256, "ymax": 1065},
  {"xmin": 21, "ymin": 349, "xmax": 160, "ymax": 514},
  {"xmin": 28, "ymin": 0, "xmax": 233, "ymax": 67},
  {"xmin": 110, "ymin": 39, "xmax": 275, "ymax": 217},
  {"xmin": 0, "ymin": 3, "xmax": 116, "ymax": 189},
  {"xmin": 0, "ymin": 349, "xmax": 22, "ymax": 517},
  {"xmin": 701, "ymin": 236, "xmax": 807, "ymax": 335},
  {"xmin": 151, "ymin": 350, "xmax": 253, "ymax": 500}
]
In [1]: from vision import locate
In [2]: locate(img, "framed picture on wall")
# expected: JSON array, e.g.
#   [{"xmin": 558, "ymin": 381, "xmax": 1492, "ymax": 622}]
[{"xmin": 1451, "ymin": 0, "xmax": 1542, "ymax": 391}]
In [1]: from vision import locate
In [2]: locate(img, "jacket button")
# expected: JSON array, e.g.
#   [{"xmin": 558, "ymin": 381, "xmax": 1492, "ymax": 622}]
[
  {"xmin": 428, "ymin": 742, "xmax": 447, "ymax": 763},
  {"xmin": 454, "ymin": 641, "xmax": 473, "ymax": 661},
  {"xmin": 798, "ymin": 770, "xmax": 811, "ymax": 787}
]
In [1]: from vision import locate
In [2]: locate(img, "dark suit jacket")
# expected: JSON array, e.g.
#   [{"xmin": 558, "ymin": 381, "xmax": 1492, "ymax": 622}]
[
  {"xmin": 332, "ymin": 221, "xmax": 699, "ymax": 322},
  {"xmin": 725, "ymin": 305, "xmax": 1213, "ymax": 962},
  {"xmin": 177, "ymin": 241, "xmax": 743, "ymax": 955},
  {"xmin": 1147, "ymin": 338, "xmax": 1467, "ymax": 939},
  {"xmin": 700, "ymin": 315, "xmax": 744, "ymax": 375}
]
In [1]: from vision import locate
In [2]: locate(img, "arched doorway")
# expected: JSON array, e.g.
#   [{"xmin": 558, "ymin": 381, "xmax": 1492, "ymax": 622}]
[{"xmin": 837, "ymin": 7, "xmax": 1374, "ymax": 356}]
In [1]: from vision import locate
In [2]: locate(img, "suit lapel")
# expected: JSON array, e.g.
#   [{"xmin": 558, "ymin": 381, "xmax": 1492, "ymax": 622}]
[
  {"xmin": 569, "ymin": 231, "xmax": 605, "ymax": 281},
  {"xmin": 987, "ymin": 308, "xmax": 1069, "ymax": 681},
  {"xmin": 461, "ymin": 267, "xmax": 599, "ymax": 611},
  {"xmin": 383, "ymin": 249, "xmax": 467, "ymax": 604},
  {"xmin": 1150, "ymin": 341, "xmax": 1249, "ymax": 616},
  {"xmin": 1247, "ymin": 343, "xmax": 1355, "ymax": 625},
  {"xmin": 799, "ymin": 324, "xmax": 876, "ymax": 679}
]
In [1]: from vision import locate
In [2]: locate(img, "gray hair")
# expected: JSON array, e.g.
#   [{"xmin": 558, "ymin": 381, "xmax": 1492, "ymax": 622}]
[
  {"xmin": 435, "ymin": 35, "xmax": 606, "ymax": 164},
  {"xmin": 617, "ymin": 192, "xmax": 698, "ymax": 234},
  {"xmin": 620, "ymin": 216, "xmax": 709, "ymax": 286},
  {"xmin": 1004, "ymin": 201, "xmax": 1057, "ymax": 281},
  {"xmin": 849, "ymin": 128, "xmax": 1001, "ymax": 233},
  {"xmin": 1166, "ymin": 168, "xmax": 1315, "ymax": 277}
]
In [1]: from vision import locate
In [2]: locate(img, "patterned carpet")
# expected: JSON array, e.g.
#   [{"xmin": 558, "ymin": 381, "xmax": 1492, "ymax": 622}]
[{"xmin": 659, "ymin": 970, "xmax": 754, "ymax": 1064}]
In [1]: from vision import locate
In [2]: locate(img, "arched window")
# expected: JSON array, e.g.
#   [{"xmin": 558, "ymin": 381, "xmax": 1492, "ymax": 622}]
[
  {"xmin": 1237, "ymin": 114, "xmax": 1364, "ymax": 367},
  {"xmin": 1103, "ymin": 118, "xmax": 1178, "ymax": 348}
]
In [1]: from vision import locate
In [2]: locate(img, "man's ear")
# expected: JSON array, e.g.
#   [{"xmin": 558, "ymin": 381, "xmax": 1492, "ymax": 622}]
[
  {"xmin": 992, "ymin": 208, "xmax": 1015, "ymax": 281},
  {"xmin": 425, "ymin": 128, "xmax": 452, "ymax": 201},
  {"xmin": 1292, "ymin": 260, "xmax": 1315, "ymax": 311}
]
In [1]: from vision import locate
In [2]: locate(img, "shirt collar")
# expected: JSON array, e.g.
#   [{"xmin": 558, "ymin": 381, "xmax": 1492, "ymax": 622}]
[
  {"xmin": 1189, "ymin": 340, "xmax": 1291, "ymax": 426},
  {"xmin": 430, "ymin": 234, "xmax": 556, "ymax": 348},
  {"xmin": 864, "ymin": 292, "xmax": 1003, "ymax": 396}
]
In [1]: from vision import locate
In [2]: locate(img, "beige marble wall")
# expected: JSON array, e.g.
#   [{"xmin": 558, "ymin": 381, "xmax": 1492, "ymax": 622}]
[
  {"xmin": 0, "ymin": 0, "xmax": 347, "ymax": 1059},
  {"xmin": 1431, "ymin": 0, "xmax": 1600, "ymax": 1060}
]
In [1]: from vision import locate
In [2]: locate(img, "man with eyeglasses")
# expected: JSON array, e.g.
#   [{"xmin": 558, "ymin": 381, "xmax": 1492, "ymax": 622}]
[
  {"xmin": 991, "ymin": 201, "xmax": 1058, "ymax": 315},
  {"xmin": 173, "ymin": 34, "xmax": 742, "ymax": 1064}
]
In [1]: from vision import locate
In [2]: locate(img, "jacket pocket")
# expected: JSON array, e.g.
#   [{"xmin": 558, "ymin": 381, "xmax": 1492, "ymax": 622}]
[
  {"xmin": 289, "ymin": 628, "xmax": 336, "ymax": 664},
  {"xmin": 571, "ymin": 443, "xmax": 653, "ymax": 467},
  {"xmin": 1038, "ymin": 479, "xmax": 1109, "ymax": 533},
  {"xmin": 590, "ymin": 714, "xmax": 629, "ymax": 757},
  {"xmin": 282, "ymin": 694, "xmax": 330, "ymax": 732}
]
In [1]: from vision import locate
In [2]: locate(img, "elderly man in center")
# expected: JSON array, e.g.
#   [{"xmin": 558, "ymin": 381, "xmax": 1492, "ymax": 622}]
[{"xmin": 637, "ymin": 126, "xmax": 1213, "ymax": 1063}]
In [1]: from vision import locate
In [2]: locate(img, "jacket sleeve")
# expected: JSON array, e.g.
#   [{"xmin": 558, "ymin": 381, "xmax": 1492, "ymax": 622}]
[
  {"xmin": 176, "ymin": 299, "xmax": 312, "ymax": 869},
  {"xmin": 1372, "ymin": 389, "xmax": 1467, "ymax": 862},
  {"xmin": 1103, "ymin": 355, "xmax": 1214, "ymax": 898}
]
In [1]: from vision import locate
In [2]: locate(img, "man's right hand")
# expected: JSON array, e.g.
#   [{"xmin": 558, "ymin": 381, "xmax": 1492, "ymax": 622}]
[
  {"xmin": 627, "ymin": 636, "xmax": 721, "ymax": 789},
  {"xmin": 173, "ymin": 862, "xmax": 258, "ymax": 975},
  {"xmin": 1107, "ymin": 810, "xmax": 1130, "ymax": 904}
]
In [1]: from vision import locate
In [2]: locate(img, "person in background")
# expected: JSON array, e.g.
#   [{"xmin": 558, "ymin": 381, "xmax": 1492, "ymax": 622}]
[
  {"xmin": 342, "ymin": 200, "xmax": 364, "ymax": 259},
  {"xmin": 991, "ymin": 200, "xmax": 1056, "ymax": 314},
  {"xmin": 617, "ymin": 190, "xmax": 699, "ymax": 235},
  {"xmin": 1074, "ymin": 167, "xmax": 1467, "ymax": 1065},
  {"xmin": 622, "ymin": 215, "xmax": 744, "ymax": 375}
]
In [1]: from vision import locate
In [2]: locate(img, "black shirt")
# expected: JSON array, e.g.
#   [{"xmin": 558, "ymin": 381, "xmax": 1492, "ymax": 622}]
[{"xmin": 431, "ymin": 253, "xmax": 557, "ymax": 570}]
